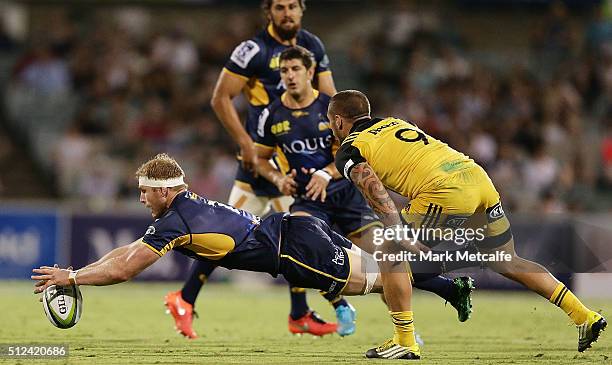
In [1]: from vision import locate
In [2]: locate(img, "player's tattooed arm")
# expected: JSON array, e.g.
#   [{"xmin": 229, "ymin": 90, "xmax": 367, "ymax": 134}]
[
  {"xmin": 349, "ymin": 162, "xmax": 421, "ymax": 261},
  {"xmin": 349, "ymin": 162, "xmax": 401, "ymax": 226}
]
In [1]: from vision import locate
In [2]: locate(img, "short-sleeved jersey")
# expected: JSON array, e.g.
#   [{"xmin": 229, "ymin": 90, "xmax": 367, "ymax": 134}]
[
  {"xmin": 335, "ymin": 117, "xmax": 475, "ymax": 200},
  {"xmin": 141, "ymin": 191, "xmax": 286, "ymax": 275},
  {"xmin": 254, "ymin": 91, "xmax": 349, "ymax": 196},
  {"xmin": 223, "ymin": 24, "xmax": 331, "ymax": 139}
]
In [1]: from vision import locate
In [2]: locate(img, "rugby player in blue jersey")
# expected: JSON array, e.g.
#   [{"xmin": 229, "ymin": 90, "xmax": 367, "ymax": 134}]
[
  {"xmin": 166, "ymin": 0, "xmax": 340, "ymax": 338},
  {"xmin": 32, "ymin": 153, "xmax": 424, "ymax": 359}
]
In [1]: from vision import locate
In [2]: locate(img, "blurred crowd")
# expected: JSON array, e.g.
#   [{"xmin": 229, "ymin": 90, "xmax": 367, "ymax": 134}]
[
  {"xmin": 349, "ymin": 1, "xmax": 612, "ymax": 213},
  {"xmin": 4, "ymin": 8, "xmax": 257, "ymax": 206},
  {"xmin": 3, "ymin": 2, "xmax": 612, "ymax": 213}
]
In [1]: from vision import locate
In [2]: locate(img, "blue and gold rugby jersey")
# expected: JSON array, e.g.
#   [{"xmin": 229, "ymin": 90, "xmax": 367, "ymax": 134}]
[
  {"xmin": 254, "ymin": 91, "xmax": 349, "ymax": 197},
  {"xmin": 141, "ymin": 191, "xmax": 286, "ymax": 276},
  {"xmin": 223, "ymin": 24, "xmax": 331, "ymax": 139}
]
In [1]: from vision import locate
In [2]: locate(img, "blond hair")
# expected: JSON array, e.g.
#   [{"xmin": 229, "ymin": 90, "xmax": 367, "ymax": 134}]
[{"xmin": 135, "ymin": 153, "xmax": 188, "ymax": 190}]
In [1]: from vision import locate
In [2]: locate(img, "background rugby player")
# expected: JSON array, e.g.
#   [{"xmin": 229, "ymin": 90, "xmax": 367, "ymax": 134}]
[{"xmin": 165, "ymin": 0, "xmax": 340, "ymax": 339}]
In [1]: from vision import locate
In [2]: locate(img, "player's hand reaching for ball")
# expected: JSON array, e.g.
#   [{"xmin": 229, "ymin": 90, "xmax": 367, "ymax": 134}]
[
  {"xmin": 274, "ymin": 169, "xmax": 298, "ymax": 196},
  {"xmin": 31, "ymin": 264, "xmax": 73, "ymax": 294},
  {"xmin": 302, "ymin": 167, "xmax": 331, "ymax": 202}
]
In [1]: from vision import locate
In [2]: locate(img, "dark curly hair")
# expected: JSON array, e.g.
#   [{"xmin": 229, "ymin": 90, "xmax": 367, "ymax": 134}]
[
  {"xmin": 261, "ymin": 0, "xmax": 306, "ymax": 14},
  {"xmin": 279, "ymin": 46, "xmax": 314, "ymax": 69}
]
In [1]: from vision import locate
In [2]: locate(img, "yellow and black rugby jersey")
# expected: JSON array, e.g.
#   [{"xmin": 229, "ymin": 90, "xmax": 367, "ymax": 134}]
[
  {"xmin": 335, "ymin": 117, "xmax": 475, "ymax": 200},
  {"xmin": 141, "ymin": 191, "xmax": 286, "ymax": 276},
  {"xmin": 223, "ymin": 24, "xmax": 331, "ymax": 140}
]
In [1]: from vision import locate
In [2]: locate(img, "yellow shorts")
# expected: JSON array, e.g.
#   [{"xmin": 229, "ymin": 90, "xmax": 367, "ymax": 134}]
[{"xmin": 400, "ymin": 164, "xmax": 512, "ymax": 249}]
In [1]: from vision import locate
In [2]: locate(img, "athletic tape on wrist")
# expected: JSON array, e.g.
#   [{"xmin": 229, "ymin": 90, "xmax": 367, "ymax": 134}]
[
  {"xmin": 313, "ymin": 169, "xmax": 332, "ymax": 182},
  {"xmin": 68, "ymin": 270, "xmax": 79, "ymax": 286}
]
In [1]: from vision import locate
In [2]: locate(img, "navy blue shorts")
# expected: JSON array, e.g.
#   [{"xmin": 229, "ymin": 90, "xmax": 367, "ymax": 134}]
[
  {"xmin": 290, "ymin": 183, "xmax": 382, "ymax": 237},
  {"xmin": 235, "ymin": 163, "xmax": 282, "ymax": 197},
  {"xmin": 279, "ymin": 215, "xmax": 352, "ymax": 297}
]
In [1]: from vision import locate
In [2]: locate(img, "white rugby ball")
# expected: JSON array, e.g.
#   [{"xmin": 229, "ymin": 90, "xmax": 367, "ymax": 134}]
[{"xmin": 42, "ymin": 284, "xmax": 83, "ymax": 329}]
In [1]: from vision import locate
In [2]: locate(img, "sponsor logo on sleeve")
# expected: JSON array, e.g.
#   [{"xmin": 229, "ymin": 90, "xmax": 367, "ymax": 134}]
[
  {"xmin": 487, "ymin": 202, "xmax": 505, "ymax": 222},
  {"xmin": 319, "ymin": 54, "xmax": 330, "ymax": 69},
  {"xmin": 230, "ymin": 40, "xmax": 260, "ymax": 69},
  {"xmin": 145, "ymin": 226, "xmax": 156, "ymax": 236}
]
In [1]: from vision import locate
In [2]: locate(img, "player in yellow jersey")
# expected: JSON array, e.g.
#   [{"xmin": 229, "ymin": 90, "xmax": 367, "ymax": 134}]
[{"xmin": 328, "ymin": 90, "xmax": 606, "ymax": 359}]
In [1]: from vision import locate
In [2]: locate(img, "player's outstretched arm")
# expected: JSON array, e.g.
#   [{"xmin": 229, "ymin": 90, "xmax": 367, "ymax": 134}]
[
  {"xmin": 32, "ymin": 239, "xmax": 160, "ymax": 292},
  {"xmin": 211, "ymin": 71, "xmax": 257, "ymax": 173},
  {"xmin": 80, "ymin": 244, "xmax": 131, "ymax": 270}
]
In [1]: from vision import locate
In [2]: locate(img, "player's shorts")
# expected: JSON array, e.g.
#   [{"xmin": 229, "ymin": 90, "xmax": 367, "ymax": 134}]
[
  {"xmin": 400, "ymin": 164, "xmax": 512, "ymax": 249},
  {"xmin": 290, "ymin": 182, "xmax": 383, "ymax": 237},
  {"xmin": 229, "ymin": 181, "xmax": 293, "ymax": 216},
  {"xmin": 235, "ymin": 163, "xmax": 283, "ymax": 197},
  {"xmin": 278, "ymin": 215, "xmax": 353, "ymax": 297}
]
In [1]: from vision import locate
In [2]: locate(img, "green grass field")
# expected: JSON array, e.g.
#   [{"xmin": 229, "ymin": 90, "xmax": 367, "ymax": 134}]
[{"xmin": 0, "ymin": 281, "xmax": 610, "ymax": 364}]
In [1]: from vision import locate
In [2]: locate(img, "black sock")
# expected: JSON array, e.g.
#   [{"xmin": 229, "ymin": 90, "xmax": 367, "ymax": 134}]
[
  {"xmin": 181, "ymin": 260, "xmax": 216, "ymax": 305},
  {"xmin": 289, "ymin": 286, "xmax": 309, "ymax": 320},
  {"xmin": 412, "ymin": 274, "xmax": 455, "ymax": 302},
  {"xmin": 321, "ymin": 291, "xmax": 349, "ymax": 309}
]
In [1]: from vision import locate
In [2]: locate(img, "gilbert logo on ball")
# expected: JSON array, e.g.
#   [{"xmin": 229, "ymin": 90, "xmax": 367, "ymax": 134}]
[{"xmin": 42, "ymin": 284, "xmax": 83, "ymax": 329}]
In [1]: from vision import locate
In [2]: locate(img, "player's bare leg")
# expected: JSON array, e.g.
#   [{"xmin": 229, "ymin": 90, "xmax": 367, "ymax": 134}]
[
  {"xmin": 350, "ymin": 225, "xmax": 474, "ymax": 322},
  {"xmin": 341, "ymin": 247, "xmax": 419, "ymax": 359},
  {"xmin": 482, "ymin": 238, "xmax": 558, "ymax": 296},
  {"xmin": 482, "ymin": 238, "xmax": 607, "ymax": 352}
]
